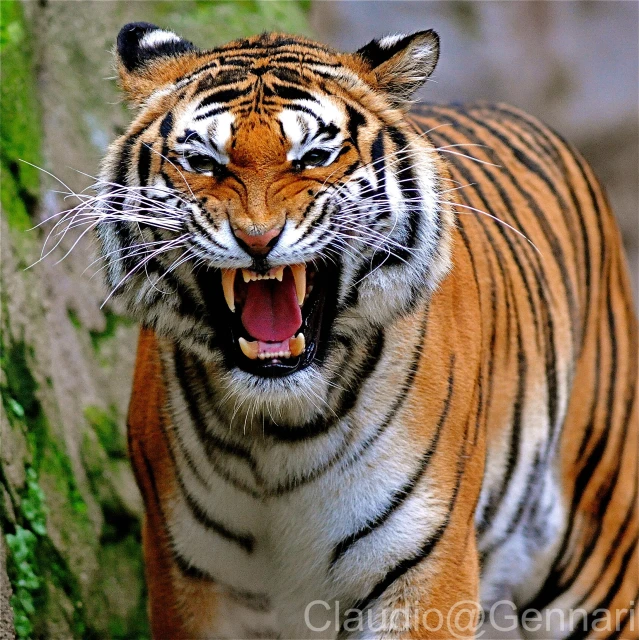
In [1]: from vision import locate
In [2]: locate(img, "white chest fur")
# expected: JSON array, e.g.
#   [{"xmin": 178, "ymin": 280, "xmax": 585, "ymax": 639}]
[{"xmin": 162, "ymin": 352, "xmax": 445, "ymax": 638}]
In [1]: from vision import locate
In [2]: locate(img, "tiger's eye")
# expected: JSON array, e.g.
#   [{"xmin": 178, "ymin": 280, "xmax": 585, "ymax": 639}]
[
  {"xmin": 301, "ymin": 149, "xmax": 332, "ymax": 167},
  {"xmin": 187, "ymin": 154, "xmax": 219, "ymax": 174}
]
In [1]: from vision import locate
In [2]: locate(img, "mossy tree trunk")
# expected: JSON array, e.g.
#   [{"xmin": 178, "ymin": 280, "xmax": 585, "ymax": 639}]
[{"xmin": 0, "ymin": 2, "xmax": 311, "ymax": 638}]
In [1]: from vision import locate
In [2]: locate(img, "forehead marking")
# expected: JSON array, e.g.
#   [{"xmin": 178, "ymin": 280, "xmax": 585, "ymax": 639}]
[
  {"xmin": 278, "ymin": 94, "xmax": 345, "ymax": 160},
  {"xmin": 176, "ymin": 106, "xmax": 235, "ymax": 163}
]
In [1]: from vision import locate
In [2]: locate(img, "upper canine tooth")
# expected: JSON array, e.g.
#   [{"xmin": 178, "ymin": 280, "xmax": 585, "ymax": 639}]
[
  {"xmin": 289, "ymin": 264, "xmax": 306, "ymax": 306},
  {"xmin": 239, "ymin": 337, "xmax": 259, "ymax": 360},
  {"xmin": 221, "ymin": 269, "xmax": 236, "ymax": 312},
  {"xmin": 289, "ymin": 333, "xmax": 305, "ymax": 357}
]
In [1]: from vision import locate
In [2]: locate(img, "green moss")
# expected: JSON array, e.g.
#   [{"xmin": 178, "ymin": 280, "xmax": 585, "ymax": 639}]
[
  {"xmin": 5, "ymin": 525, "xmax": 40, "ymax": 639},
  {"xmin": 19, "ymin": 468, "xmax": 47, "ymax": 537},
  {"xmin": 84, "ymin": 405, "xmax": 126, "ymax": 458},
  {"xmin": 152, "ymin": 0, "xmax": 312, "ymax": 44},
  {"xmin": 89, "ymin": 311, "xmax": 133, "ymax": 354},
  {"xmin": 0, "ymin": 0, "xmax": 42, "ymax": 233},
  {"xmin": 67, "ymin": 308, "xmax": 83, "ymax": 330},
  {"xmin": 101, "ymin": 534, "xmax": 149, "ymax": 640},
  {"xmin": 81, "ymin": 415, "xmax": 149, "ymax": 638},
  {"xmin": 0, "ymin": 336, "xmax": 39, "ymax": 427},
  {"xmin": 1, "ymin": 323, "xmax": 90, "ymax": 636},
  {"xmin": 0, "ymin": 323, "xmax": 87, "ymax": 517}
]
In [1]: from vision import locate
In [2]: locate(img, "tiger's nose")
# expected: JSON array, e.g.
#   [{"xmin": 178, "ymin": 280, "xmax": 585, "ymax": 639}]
[{"xmin": 234, "ymin": 227, "xmax": 282, "ymax": 257}]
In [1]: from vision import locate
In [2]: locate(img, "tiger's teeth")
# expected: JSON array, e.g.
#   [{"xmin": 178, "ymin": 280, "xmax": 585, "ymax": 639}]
[
  {"xmin": 242, "ymin": 269, "xmax": 252, "ymax": 283},
  {"xmin": 289, "ymin": 333, "xmax": 306, "ymax": 357},
  {"xmin": 221, "ymin": 269, "xmax": 236, "ymax": 312},
  {"xmin": 272, "ymin": 266, "xmax": 284, "ymax": 281},
  {"xmin": 239, "ymin": 337, "xmax": 259, "ymax": 360},
  {"xmin": 289, "ymin": 264, "xmax": 306, "ymax": 306}
]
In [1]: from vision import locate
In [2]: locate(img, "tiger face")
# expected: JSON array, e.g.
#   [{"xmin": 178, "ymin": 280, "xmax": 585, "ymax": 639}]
[{"xmin": 97, "ymin": 24, "xmax": 454, "ymax": 412}]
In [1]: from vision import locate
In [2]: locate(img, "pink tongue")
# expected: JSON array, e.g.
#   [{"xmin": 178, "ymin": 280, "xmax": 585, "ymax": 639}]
[{"xmin": 241, "ymin": 269, "xmax": 302, "ymax": 342}]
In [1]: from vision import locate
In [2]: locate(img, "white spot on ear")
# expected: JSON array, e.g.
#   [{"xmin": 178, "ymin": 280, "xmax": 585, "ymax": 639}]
[
  {"xmin": 378, "ymin": 34, "xmax": 408, "ymax": 49},
  {"xmin": 411, "ymin": 41, "xmax": 437, "ymax": 61},
  {"xmin": 139, "ymin": 30, "xmax": 181, "ymax": 50}
]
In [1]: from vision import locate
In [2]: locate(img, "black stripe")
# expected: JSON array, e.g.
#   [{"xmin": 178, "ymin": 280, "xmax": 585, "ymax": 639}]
[
  {"xmin": 138, "ymin": 141, "xmax": 152, "ymax": 186},
  {"xmin": 330, "ymin": 356, "xmax": 455, "ymax": 567},
  {"xmin": 369, "ymin": 129, "xmax": 387, "ymax": 200},
  {"xmin": 573, "ymin": 480, "xmax": 638, "ymax": 609},
  {"xmin": 524, "ymin": 260, "xmax": 622, "ymax": 612},
  {"xmin": 263, "ymin": 83, "xmax": 319, "ymax": 103},
  {"xmin": 197, "ymin": 86, "xmax": 249, "ymax": 110},
  {"xmin": 341, "ymin": 358, "xmax": 465, "ymax": 633},
  {"xmin": 175, "ymin": 471, "xmax": 255, "ymax": 553},
  {"xmin": 346, "ymin": 104, "xmax": 366, "ymax": 149},
  {"xmin": 606, "ymin": 587, "xmax": 639, "ymax": 640},
  {"xmin": 476, "ymin": 323, "xmax": 526, "ymax": 535},
  {"xmin": 174, "ymin": 349, "xmax": 260, "ymax": 471},
  {"xmin": 270, "ymin": 312, "xmax": 427, "ymax": 496},
  {"xmin": 136, "ymin": 444, "xmax": 251, "ymax": 596},
  {"xmin": 425, "ymin": 110, "xmax": 543, "ymax": 343},
  {"xmin": 193, "ymin": 105, "xmax": 229, "ymax": 121},
  {"xmin": 159, "ymin": 111, "xmax": 174, "ymax": 138},
  {"xmin": 494, "ymin": 105, "xmax": 593, "ymax": 348},
  {"xmin": 563, "ymin": 536, "xmax": 638, "ymax": 640},
  {"xmin": 427, "ymin": 113, "xmax": 561, "ymax": 444},
  {"xmin": 277, "ymin": 103, "xmax": 325, "ymax": 121},
  {"xmin": 460, "ymin": 108, "xmax": 578, "ymax": 343},
  {"xmin": 171, "ymin": 546, "xmax": 269, "ymax": 611}
]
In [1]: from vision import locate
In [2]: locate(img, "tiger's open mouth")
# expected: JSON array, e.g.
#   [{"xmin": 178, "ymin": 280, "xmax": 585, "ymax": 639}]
[{"xmin": 218, "ymin": 262, "xmax": 335, "ymax": 377}]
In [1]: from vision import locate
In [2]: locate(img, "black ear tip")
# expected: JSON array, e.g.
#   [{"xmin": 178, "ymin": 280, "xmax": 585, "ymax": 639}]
[
  {"xmin": 117, "ymin": 22, "xmax": 160, "ymax": 50},
  {"xmin": 116, "ymin": 22, "xmax": 196, "ymax": 73},
  {"xmin": 117, "ymin": 23, "xmax": 161, "ymax": 70}
]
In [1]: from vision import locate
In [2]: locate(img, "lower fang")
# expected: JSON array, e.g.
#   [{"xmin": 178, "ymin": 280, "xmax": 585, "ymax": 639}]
[
  {"xmin": 239, "ymin": 337, "xmax": 259, "ymax": 360},
  {"xmin": 289, "ymin": 333, "xmax": 305, "ymax": 357}
]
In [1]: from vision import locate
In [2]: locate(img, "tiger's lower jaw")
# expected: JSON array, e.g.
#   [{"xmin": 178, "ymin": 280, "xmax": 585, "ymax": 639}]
[{"xmin": 216, "ymin": 261, "xmax": 339, "ymax": 378}]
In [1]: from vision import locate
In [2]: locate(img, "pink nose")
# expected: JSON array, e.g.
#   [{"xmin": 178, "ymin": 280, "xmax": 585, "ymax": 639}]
[{"xmin": 234, "ymin": 227, "xmax": 282, "ymax": 256}]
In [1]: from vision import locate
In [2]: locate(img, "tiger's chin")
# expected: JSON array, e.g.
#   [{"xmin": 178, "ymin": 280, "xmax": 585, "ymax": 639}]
[{"xmin": 213, "ymin": 260, "xmax": 339, "ymax": 378}]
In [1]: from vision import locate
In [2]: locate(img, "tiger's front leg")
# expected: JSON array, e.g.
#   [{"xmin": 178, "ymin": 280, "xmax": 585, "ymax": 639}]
[
  {"xmin": 335, "ymin": 398, "xmax": 486, "ymax": 640},
  {"xmin": 338, "ymin": 524, "xmax": 481, "ymax": 639}
]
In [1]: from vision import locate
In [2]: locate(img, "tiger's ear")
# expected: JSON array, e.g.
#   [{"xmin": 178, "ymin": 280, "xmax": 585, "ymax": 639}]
[
  {"xmin": 355, "ymin": 31, "xmax": 439, "ymax": 109},
  {"xmin": 116, "ymin": 22, "xmax": 199, "ymax": 105}
]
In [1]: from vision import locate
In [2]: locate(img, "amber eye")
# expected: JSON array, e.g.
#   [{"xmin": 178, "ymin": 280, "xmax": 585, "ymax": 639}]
[
  {"xmin": 186, "ymin": 154, "xmax": 221, "ymax": 174},
  {"xmin": 293, "ymin": 149, "xmax": 333, "ymax": 171}
]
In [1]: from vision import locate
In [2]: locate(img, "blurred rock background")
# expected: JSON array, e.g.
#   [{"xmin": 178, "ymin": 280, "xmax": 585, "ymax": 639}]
[{"xmin": 0, "ymin": 1, "xmax": 636, "ymax": 638}]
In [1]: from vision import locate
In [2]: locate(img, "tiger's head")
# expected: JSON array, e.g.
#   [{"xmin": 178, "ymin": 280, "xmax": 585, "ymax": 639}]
[{"xmin": 97, "ymin": 24, "xmax": 454, "ymax": 415}]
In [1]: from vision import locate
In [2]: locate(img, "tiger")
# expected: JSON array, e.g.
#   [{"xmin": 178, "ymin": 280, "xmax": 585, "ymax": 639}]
[{"xmin": 94, "ymin": 22, "xmax": 638, "ymax": 639}]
